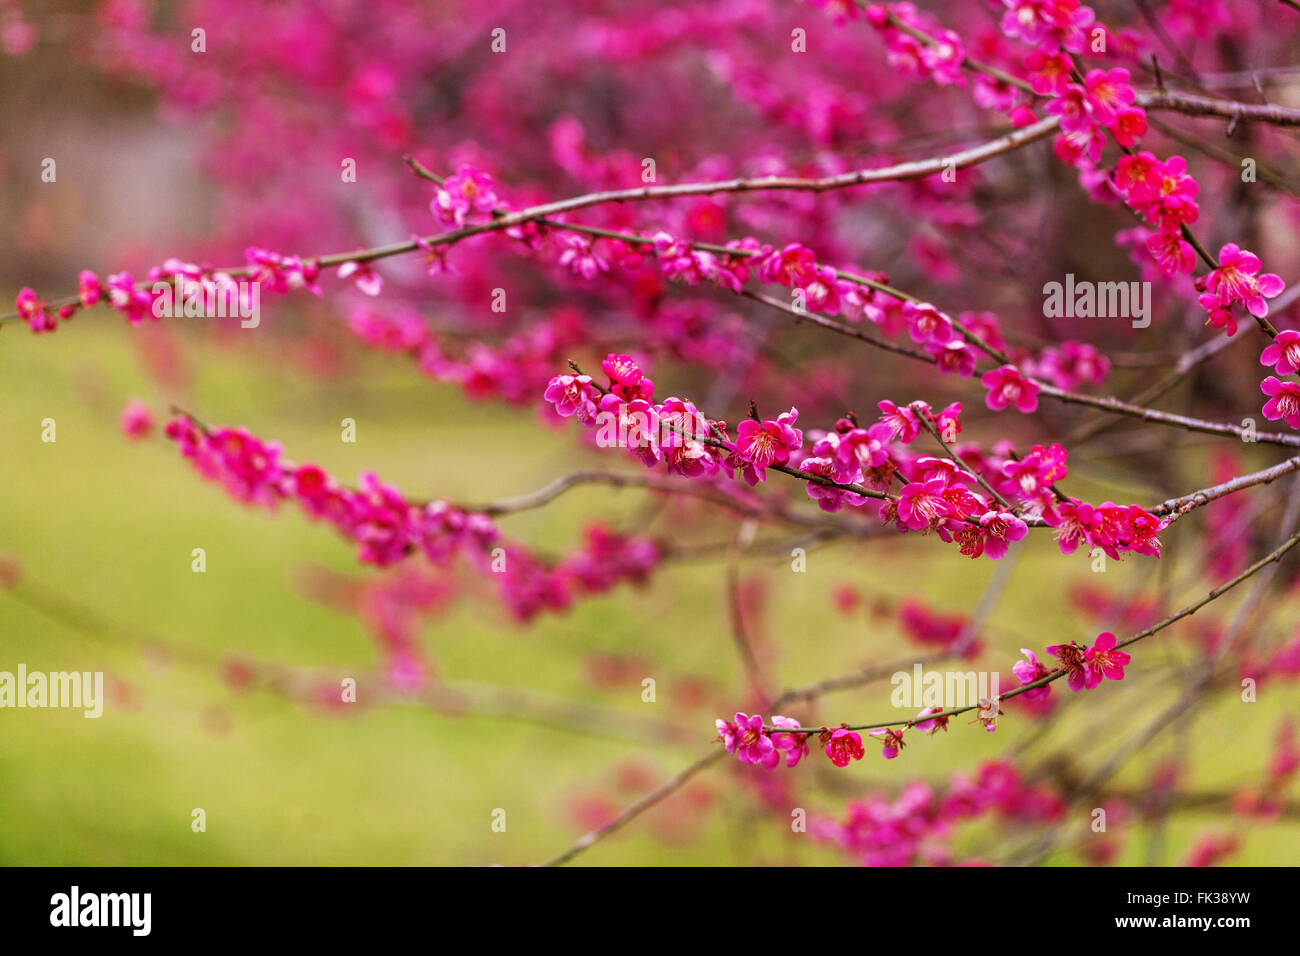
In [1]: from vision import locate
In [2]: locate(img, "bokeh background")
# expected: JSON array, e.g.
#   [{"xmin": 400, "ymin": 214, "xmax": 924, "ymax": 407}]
[{"xmin": 2, "ymin": 0, "xmax": 1299, "ymax": 865}]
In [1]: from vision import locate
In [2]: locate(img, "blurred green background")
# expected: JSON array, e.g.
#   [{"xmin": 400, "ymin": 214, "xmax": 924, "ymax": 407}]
[{"xmin": 2, "ymin": 317, "xmax": 1298, "ymax": 865}]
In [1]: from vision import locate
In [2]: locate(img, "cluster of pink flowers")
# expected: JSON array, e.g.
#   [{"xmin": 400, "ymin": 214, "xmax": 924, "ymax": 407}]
[
  {"xmin": 1046, "ymin": 498, "xmax": 1166, "ymax": 558},
  {"xmin": 1196, "ymin": 244, "xmax": 1287, "ymax": 335},
  {"xmin": 351, "ymin": 306, "xmax": 581, "ymax": 407},
  {"xmin": 558, "ymin": 523, "xmax": 660, "ymax": 594},
  {"xmin": 544, "ymin": 352, "xmax": 727, "ymax": 479},
  {"xmin": 1013, "ymin": 631, "xmax": 1131, "ymax": 697},
  {"xmin": 14, "ymin": 287, "xmax": 57, "ymax": 332},
  {"xmin": 165, "ymin": 414, "xmax": 499, "ymax": 564},
  {"xmin": 711, "ymin": 715, "xmax": 916, "ymax": 769},
  {"xmin": 715, "ymin": 713, "xmax": 811, "ymax": 768},
  {"xmin": 878, "ymin": 452, "xmax": 1030, "ymax": 558},
  {"xmin": 545, "ymin": 352, "xmax": 1173, "ymax": 565},
  {"xmin": 160, "ymin": 414, "xmax": 658, "ymax": 623},
  {"xmin": 355, "ymin": 568, "xmax": 455, "ymax": 693},
  {"xmin": 1049, "ymin": 67, "xmax": 1146, "ymax": 164},
  {"xmin": 240, "ymin": 248, "xmax": 322, "ymax": 296},
  {"xmin": 718, "ymin": 699, "xmax": 1016, "ymax": 769},
  {"xmin": 1030, "ymin": 340, "xmax": 1111, "ymax": 390},
  {"xmin": 999, "ymin": 0, "xmax": 1098, "ymax": 55},
  {"xmin": 865, "ymin": 4, "xmax": 967, "ymax": 89},
  {"xmin": 810, "ymin": 760, "xmax": 1066, "ymax": 866},
  {"xmin": 898, "ymin": 599, "xmax": 982, "ymax": 656}
]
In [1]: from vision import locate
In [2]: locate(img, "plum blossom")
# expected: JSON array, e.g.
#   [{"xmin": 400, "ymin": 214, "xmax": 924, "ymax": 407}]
[
  {"xmin": 431, "ymin": 165, "xmax": 499, "ymax": 226},
  {"xmin": 1261, "ymin": 330, "xmax": 1300, "ymax": 376},
  {"xmin": 981, "ymin": 365, "xmax": 1040, "ymax": 413},
  {"xmin": 868, "ymin": 727, "xmax": 906, "ymax": 759},
  {"xmin": 1084, "ymin": 632, "xmax": 1131, "ymax": 686},
  {"xmin": 824, "ymin": 727, "xmax": 865, "ymax": 767},
  {"xmin": 1012, "ymin": 648, "xmax": 1053, "ymax": 699},
  {"xmin": 120, "ymin": 399, "xmax": 155, "ymax": 441},
  {"xmin": 1205, "ymin": 244, "xmax": 1286, "ymax": 319},
  {"xmin": 1261, "ymin": 377, "xmax": 1300, "ymax": 429},
  {"xmin": 544, "ymin": 373, "xmax": 600, "ymax": 423},
  {"xmin": 734, "ymin": 407, "xmax": 802, "ymax": 481}
]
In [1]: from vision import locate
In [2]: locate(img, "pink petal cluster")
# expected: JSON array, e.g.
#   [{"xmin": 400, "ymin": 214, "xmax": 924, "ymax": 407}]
[
  {"xmin": 715, "ymin": 713, "xmax": 809, "ymax": 768},
  {"xmin": 810, "ymin": 760, "xmax": 1065, "ymax": 866},
  {"xmin": 162, "ymin": 415, "xmax": 657, "ymax": 623}
]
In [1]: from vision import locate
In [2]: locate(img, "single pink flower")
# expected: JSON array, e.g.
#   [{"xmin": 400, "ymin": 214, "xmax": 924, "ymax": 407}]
[
  {"xmin": 978, "ymin": 511, "xmax": 1028, "ymax": 560},
  {"xmin": 1012, "ymin": 648, "xmax": 1052, "ymax": 699},
  {"xmin": 1084, "ymin": 631, "xmax": 1131, "ymax": 687},
  {"xmin": 1261, "ymin": 330, "xmax": 1300, "ymax": 376},
  {"xmin": 544, "ymin": 373, "xmax": 600, "ymax": 423},
  {"xmin": 896, "ymin": 475, "xmax": 953, "ymax": 531},
  {"xmin": 913, "ymin": 707, "xmax": 949, "ymax": 734},
  {"xmin": 868, "ymin": 727, "xmax": 906, "ymax": 759},
  {"xmin": 119, "ymin": 399, "xmax": 155, "ymax": 441},
  {"xmin": 824, "ymin": 727, "xmax": 865, "ymax": 767},
  {"xmin": 1046, "ymin": 641, "xmax": 1089, "ymax": 691},
  {"xmin": 1207, "ymin": 244, "xmax": 1285, "ymax": 318},
  {"xmin": 981, "ymin": 364, "xmax": 1040, "ymax": 413},
  {"xmin": 1262, "ymin": 376, "xmax": 1300, "ymax": 429},
  {"xmin": 735, "ymin": 407, "xmax": 802, "ymax": 478}
]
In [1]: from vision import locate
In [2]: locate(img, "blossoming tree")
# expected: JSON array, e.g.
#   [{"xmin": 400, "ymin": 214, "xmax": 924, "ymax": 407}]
[{"xmin": 6, "ymin": 0, "xmax": 1300, "ymax": 866}]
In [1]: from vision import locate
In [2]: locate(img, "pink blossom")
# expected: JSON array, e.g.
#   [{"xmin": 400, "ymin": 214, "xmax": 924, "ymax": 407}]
[
  {"xmin": 1012, "ymin": 648, "xmax": 1052, "ymax": 699},
  {"xmin": 832, "ymin": 421, "xmax": 894, "ymax": 479},
  {"xmin": 756, "ymin": 243, "xmax": 818, "ymax": 288},
  {"xmin": 431, "ymin": 165, "xmax": 499, "ymax": 226},
  {"xmin": 14, "ymin": 287, "xmax": 55, "ymax": 333},
  {"xmin": 868, "ymin": 727, "xmax": 906, "ymax": 759},
  {"xmin": 78, "ymin": 270, "xmax": 102, "ymax": 307},
  {"xmin": 1046, "ymin": 641, "xmax": 1089, "ymax": 691},
  {"xmin": 770, "ymin": 715, "xmax": 810, "ymax": 767},
  {"xmin": 1261, "ymin": 376, "xmax": 1300, "ymax": 429},
  {"xmin": 978, "ymin": 511, "xmax": 1028, "ymax": 560},
  {"xmin": 119, "ymin": 399, "xmax": 155, "ymax": 441},
  {"xmin": 1082, "ymin": 68, "xmax": 1136, "ymax": 127},
  {"xmin": 728, "ymin": 712, "xmax": 778, "ymax": 767},
  {"xmin": 981, "ymin": 364, "xmax": 1040, "ymax": 413},
  {"xmin": 1084, "ymin": 631, "xmax": 1131, "ymax": 686},
  {"xmin": 1145, "ymin": 230, "xmax": 1195, "ymax": 276},
  {"xmin": 877, "ymin": 399, "xmax": 923, "ymax": 442},
  {"xmin": 799, "ymin": 456, "xmax": 864, "ymax": 512},
  {"xmin": 1132, "ymin": 156, "xmax": 1199, "ymax": 233},
  {"xmin": 558, "ymin": 234, "xmax": 609, "ymax": 280},
  {"xmin": 927, "ymin": 339, "xmax": 978, "ymax": 378},
  {"xmin": 544, "ymin": 373, "xmax": 600, "ymax": 423},
  {"xmin": 1115, "ymin": 151, "xmax": 1163, "ymax": 201},
  {"xmin": 913, "ymin": 707, "xmax": 949, "ymax": 734},
  {"xmin": 734, "ymin": 407, "xmax": 802, "ymax": 479},
  {"xmin": 895, "ymin": 475, "xmax": 953, "ymax": 531},
  {"xmin": 1206, "ymin": 244, "xmax": 1286, "ymax": 318},
  {"xmin": 336, "ymin": 261, "xmax": 383, "ymax": 296},
  {"xmin": 909, "ymin": 300, "xmax": 961, "ymax": 345},
  {"xmin": 825, "ymin": 727, "xmax": 865, "ymax": 767},
  {"xmin": 1199, "ymin": 293, "xmax": 1238, "ymax": 337},
  {"xmin": 1261, "ymin": 330, "xmax": 1300, "ymax": 376}
]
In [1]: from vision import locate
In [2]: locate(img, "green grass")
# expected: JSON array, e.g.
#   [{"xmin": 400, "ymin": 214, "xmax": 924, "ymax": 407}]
[{"xmin": 1, "ymin": 317, "xmax": 1297, "ymax": 865}]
